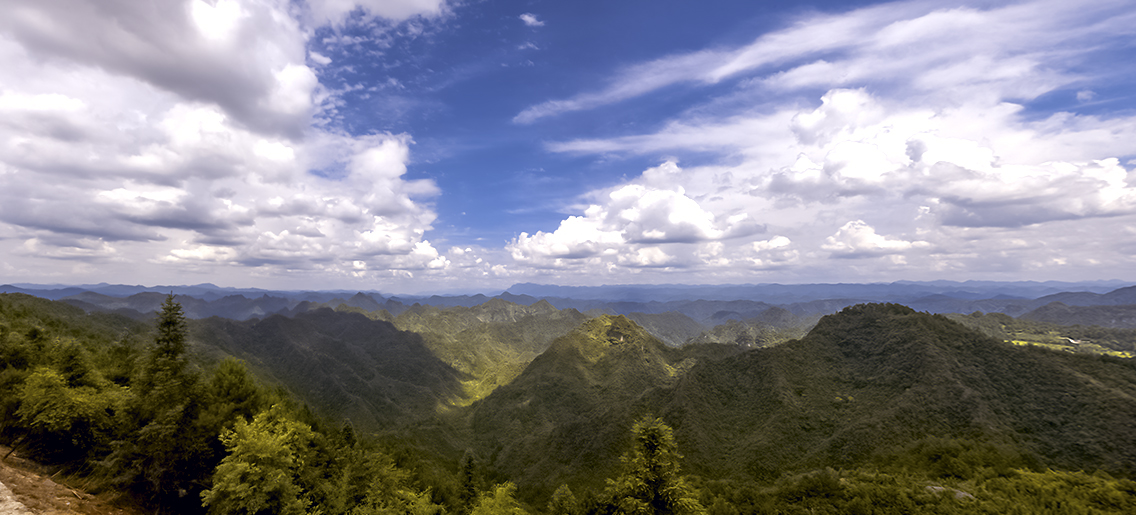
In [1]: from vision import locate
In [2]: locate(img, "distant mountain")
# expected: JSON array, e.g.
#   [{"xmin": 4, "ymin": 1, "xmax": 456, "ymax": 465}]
[
  {"xmin": 0, "ymin": 284, "xmax": 89, "ymax": 300},
  {"xmin": 506, "ymin": 281, "xmax": 1130, "ymax": 303},
  {"xmin": 1021, "ymin": 302, "xmax": 1136, "ymax": 329},
  {"xmin": 624, "ymin": 311, "xmax": 705, "ymax": 346},
  {"xmin": 59, "ymin": 292, "xmax": 297, "ymax": 320},
  {"xmin": 14, "ymin": 280, "xmax": 1136, "ymax": 329},
  {"xmin": 390, "ymin": 298, "xmax": 589, "ymax": 401}
]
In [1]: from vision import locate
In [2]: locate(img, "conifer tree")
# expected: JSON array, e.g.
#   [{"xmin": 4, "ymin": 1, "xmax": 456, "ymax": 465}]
[
  {"xmin": 547, "ymin": 484, "xmax": 580, "ymax": 515},
  {"xmin": 107, "ymin": 294, "xmax": 210, "ymax": 509},
  {"xmin": 602, "ymin": 417, "xmax": 706, "ymax": 515},
  {"xmin": 139, "ymin": 294, "xmax": 192, "ymax": 406}
]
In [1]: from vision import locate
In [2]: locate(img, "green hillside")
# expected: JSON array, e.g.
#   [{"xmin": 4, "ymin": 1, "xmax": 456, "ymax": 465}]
[
  {"xmin": 660, "ymin": 304, "xmax": 1136, "ymax": 478},
  {"xmin": 438, "ymin": 304, "xmax": 1136, "ymax": 507},
  {"xmin": 462, "ymin": 315, "xmax": 738, "ymax": 497},
  {"xmin": 5, "ymin": 293, "xmax": 1136, "ymax": 514},
  {"xmin": 190, "ymin": 309, "xmax": 465, "ymax": 430},
  {"xmin": 389, "ymin": 298, "xmax": 589, "ymax": 402}
]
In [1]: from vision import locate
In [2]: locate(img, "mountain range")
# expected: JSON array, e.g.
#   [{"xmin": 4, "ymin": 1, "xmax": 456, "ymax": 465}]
[
  {"xmin": 3, "ymin": 288, "xmax": 1136, "ymax": 512},
  {"xmin": 6, "ymin": 281, "xmax": 1136, "ymax": 331}
]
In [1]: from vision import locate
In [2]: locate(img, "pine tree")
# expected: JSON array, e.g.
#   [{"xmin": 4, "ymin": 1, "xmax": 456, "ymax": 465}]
[
  {"xmin": 139, "ymin": 294, "xmax": 191, "ymax": 405},
  {"xmin": 106, "ymin": 294, "xmax": 210, "ymax": 509},
  {"xmin": 602, "ymin": 417, "xmax": 706, "ymax": 515}
]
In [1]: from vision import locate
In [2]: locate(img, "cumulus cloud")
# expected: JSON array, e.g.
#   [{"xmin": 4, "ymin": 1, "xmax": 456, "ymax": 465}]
[
  {"xmin": 822, "ymin": 220, "xmax": 928, "ymax": 258},
  {"xmin": 527, "ymin": 0, "xmax": 1136, "ymax": 281},
  {"xmin": 750, "ymin": 236, "xmax": 799, "ymax": 269},
  {"xmin": 0, "ymin": 0, "xmax": 324, "ymax": 138},
  {"xmin": 0, "ymin": 0, "xmax": 451, "ymax": 287},
  {"xmin": 507, "ymin": 161, "xmax": 762, "ymax": 270}
]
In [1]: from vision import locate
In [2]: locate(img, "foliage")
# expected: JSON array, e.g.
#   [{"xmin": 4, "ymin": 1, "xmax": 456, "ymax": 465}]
[
  {"xmin": 15, "ymin": 366, "xmax": 124, "ymax": 461},
  {"xmin": 390, "ymin": 299, "xmax": 587, "ymax": 403},
  {"xmin": 469, "ymin": 482, "xmax": 530, "ymax": 515},
  {"xmin": 598, "ymin": 417, "xmax": 706, "ymax": 515},
  {"xmin": 201, "ymin": 405, "xmax": 313, "ymax": 515},
  {"xmin": 948, "ymin": 311, "xmax": 1136, "ymax": 357},
  {"xmin": 4, "ymin": 294, "xmax": 1136, "ymax": 515},
  {"xmin": 547, "ymin": 484, "xmax": 581, "ymax": 515}
]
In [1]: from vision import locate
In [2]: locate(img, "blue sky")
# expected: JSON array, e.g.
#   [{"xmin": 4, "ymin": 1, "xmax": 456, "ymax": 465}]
[{"xmin": 0, "ymin": 0, "xmax": 1134, "ymax": 293}]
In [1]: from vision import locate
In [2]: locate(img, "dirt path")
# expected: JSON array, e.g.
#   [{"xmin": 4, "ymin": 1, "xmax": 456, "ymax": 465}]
[
  {"xmin": 0, "ymin": 447, "xmax": 144, "ymax": 515},
  {"xmin": 0, "ymin": 479, "xmax": 33, "ymax": 514}
]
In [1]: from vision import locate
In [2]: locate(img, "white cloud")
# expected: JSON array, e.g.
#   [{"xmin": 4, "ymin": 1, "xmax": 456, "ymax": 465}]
[
  {"xmin": 525, "ymin": 0, "xmax": 1136, "ymax": 282},
  {"xmin": 0, "ymin": 0, "xmax": 322, "ymax": 137},
  {"xmin": 507, "ymin": 161, "xmax": 762, "ymax": 270},
  {"xmin": 515, "ymin": 0, "xmax": 1136, "ymax": 124},
  {"xmin": 307, "ymin": 0, "xmax": 449, "ymax": 27},
  {"xmin": 0, "ymin": 0, "xmax": 450, "ymax": 287},
  {"xmin": 822, "ymin": 220, "xmax": 928, "ymax": 257},
  {"xmin": 519, "ymin": 13, "xmax": 545, "ymax": 27},
  {"xmin": 750, "ymin": 236, "xmax": 799, "ymax": 269}
]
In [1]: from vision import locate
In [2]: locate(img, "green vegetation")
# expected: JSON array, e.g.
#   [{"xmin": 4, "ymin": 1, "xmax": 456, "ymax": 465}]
[
  {"xmin": 387, "ymin": 299, "xmax": 588, "ymax": 403},
  {"xmin": 3, "ymin": 294, "xmax": 1136, "ymax": 514},
  {"xmin": 598, "ymin": 417, "xmax": 706, "ymax": 515},
  {"xmin": 948, "ymin": 311, "xmax": 1136, "ymax": 357}
]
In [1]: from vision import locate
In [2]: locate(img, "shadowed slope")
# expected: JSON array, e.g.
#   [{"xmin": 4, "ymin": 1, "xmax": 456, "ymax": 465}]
[{"xmin": 191, "ymin": 308, "xmax": 464, "ymax": 431}]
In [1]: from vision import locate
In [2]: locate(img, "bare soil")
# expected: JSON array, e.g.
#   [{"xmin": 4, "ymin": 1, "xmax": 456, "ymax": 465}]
[{"xmin": 0, "ymin": 446, "xmax": 145, "ymax": 515}]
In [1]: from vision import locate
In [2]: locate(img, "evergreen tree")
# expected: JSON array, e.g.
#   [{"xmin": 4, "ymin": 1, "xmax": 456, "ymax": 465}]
[
  {"xmin": 138, "ymin": 294, "xmax": 193, "ymax": 407},
  {"xmin": 105, "ymin": 294, "xmax": 211, "ymax": 510},
  {"xmin": 547, "ymin": 484, "xmax": 580, "ymax": 515},
  {"xmin": 601, "ymin": 417, "xmax": 706, "ymax": 515}
]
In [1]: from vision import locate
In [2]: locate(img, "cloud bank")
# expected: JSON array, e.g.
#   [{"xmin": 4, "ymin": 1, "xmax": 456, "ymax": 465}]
[
  {"xmin": 511, "ymin": 0, "xmax": 1136, "ymax": 284},
  {"xmin": 0, "ymin": 0, "xmax": 467, "ymax": 288}
]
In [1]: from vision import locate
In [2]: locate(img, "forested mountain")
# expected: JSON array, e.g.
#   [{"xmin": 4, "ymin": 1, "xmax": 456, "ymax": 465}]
[
  {"xmin": 386, "ymin": 298, "xmax": 589, "ymax": 402},
  {"xmin": 464, "ymin": 315, "xmax": 740, "ymax": 498},
  {"xmin": 189, "ymin": 309, "xmax": 463, "ymax": 430},
  {"xmin": 1021, "ymin": 302, "xmax": 1136, "ymax": 328},
  {"xmin": 420, "ymin": 304, "xmax": 1136, "ymax": 506},
  {"xmin": 4, "ymin": 291, "xmax": 1136, "ymax": 514}
]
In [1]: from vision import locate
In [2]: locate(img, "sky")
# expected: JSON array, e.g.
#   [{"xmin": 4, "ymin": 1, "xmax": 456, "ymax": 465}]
[{"xmin": 1, "ymin": 0, "xmax": 1135, "ymax": 293}]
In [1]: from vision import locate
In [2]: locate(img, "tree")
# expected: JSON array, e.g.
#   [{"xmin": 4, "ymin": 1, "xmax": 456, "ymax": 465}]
[
  {"xmin": 547, "ymin": 484, "xmax": 580, "ymax": 515},
  {"xmin": 602, "ymin": 417, "xmax": 706, "ymax": 515},
  {"xmin": 138, "ymin": 294, "xmax": 192, "ymax": 405},
  {"xmin": 469, "ymin": 482, "xmax": 529, "ymax": 515},
  {"xmin": 201, "ymin": 358, "xmax": 266, "ymax": 430},
  {"xmin": 13, "ymin": 367, "xmax": 123, "ymax": 461},
  {"xmin": 104, "ymin": 294, "xmax": 209, "ymax": 509},
  {"xmin": 201, "ymin": 405, "xmax": 314, "ymax": 515}
]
